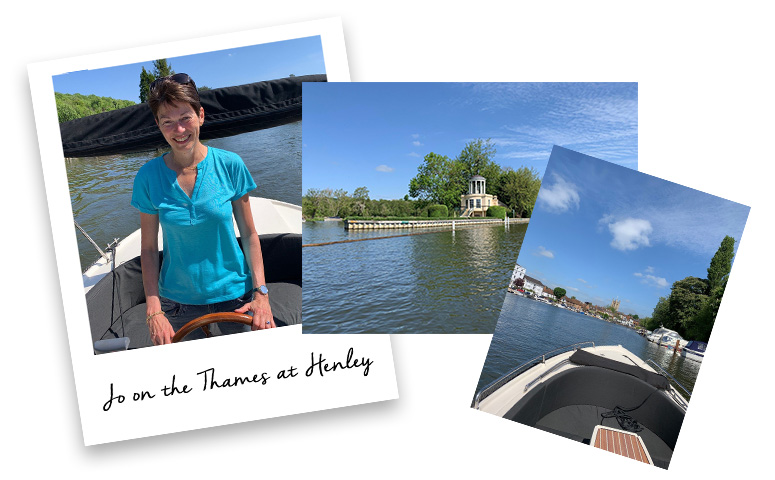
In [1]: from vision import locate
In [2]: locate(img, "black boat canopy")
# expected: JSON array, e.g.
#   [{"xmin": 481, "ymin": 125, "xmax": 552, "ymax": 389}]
[
  {"xmin": 569, "ymin": 348, "xmax": 670, "ymax": 390},
  {"xmin": 59, "ymin": 74, "xmax": 326, "ymax": 157}
]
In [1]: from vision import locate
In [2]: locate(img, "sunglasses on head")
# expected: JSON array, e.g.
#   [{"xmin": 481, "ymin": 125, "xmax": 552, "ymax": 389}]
[{"xmin": 149, "ymin": 73, "xmax": 196, "ymax": 92}]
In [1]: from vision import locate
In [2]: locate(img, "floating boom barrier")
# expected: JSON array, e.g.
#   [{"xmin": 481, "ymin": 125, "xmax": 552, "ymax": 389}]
[{"xmin": 344, "ymin": 217, "xmax": 528, "ymax": 230}]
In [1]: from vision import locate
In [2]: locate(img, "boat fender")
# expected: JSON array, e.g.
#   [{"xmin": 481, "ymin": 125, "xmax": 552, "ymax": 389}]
[{"xmin": 94, "ymin": 337, "xmax": 130, "ymax": 354}]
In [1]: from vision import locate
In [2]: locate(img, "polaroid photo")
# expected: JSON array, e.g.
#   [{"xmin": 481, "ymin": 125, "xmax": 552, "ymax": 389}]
[
  {"xmin": 472, "ymin": 146, "xmax": 749, "ymax": 469},
  {"xmin": 28, "ymin": 18, "xmax": 397, "ymax": 446}
]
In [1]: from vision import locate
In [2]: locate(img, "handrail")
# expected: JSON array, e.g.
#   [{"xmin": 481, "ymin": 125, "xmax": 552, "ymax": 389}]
[
  {"xmin": 523, "ymin": 359, "xmax": 572, "ymax": 393},
  {"xmin": 74, "ymin": 220, "xmax": 109, "ymax": 261},
  {"xmin": 646, "ymin": 359, "xmax": 692, "ymax": 402},
  {"xmin": 474, "ymin": 341, "xmax": 595, "ymax": 409}
]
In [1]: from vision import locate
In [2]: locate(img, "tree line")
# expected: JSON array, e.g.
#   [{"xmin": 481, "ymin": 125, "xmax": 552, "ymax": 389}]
[
  {"xmin": 409, "ymin": 138, "xmax": 542, "ymax": 218},
  {"xmin": 303, "ymin": 187, "xmax": 438, "ymax": 220},
  {"xmin": 55, "ymin": 92, "xmax": 136, "ymax": 123},
  {"xmin": 639, "ymin": 236, "xmax": 736, "ymax": 342}
]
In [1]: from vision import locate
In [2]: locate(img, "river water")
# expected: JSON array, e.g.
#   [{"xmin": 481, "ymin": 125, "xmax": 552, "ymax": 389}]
[
  {"xmin": 68, "ymin": 121, "xmax": 301, "ymax": 271},
  {"xmin": 302, "ymin": 221, "xmax": 528, "ymax": 333},
  {"xmin": 475, "ymin": 293, "xmax": 700, "ymax": 399}
]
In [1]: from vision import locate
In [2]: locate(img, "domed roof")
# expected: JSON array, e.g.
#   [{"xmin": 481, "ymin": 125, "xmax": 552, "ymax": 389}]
[{"xmin": 470, "ymin": 175, "xmax": 486, "ymax": 180}]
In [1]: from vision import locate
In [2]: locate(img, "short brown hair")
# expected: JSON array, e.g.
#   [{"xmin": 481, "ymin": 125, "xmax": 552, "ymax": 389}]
[{"xmin": 147, "ymin": 74, "xmax": 201, "ymax": 121}]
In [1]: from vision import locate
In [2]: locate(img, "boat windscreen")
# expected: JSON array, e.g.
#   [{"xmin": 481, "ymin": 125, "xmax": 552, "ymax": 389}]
[
  {"xmin": 59, "ymin": 74, "xmax": 326, "ymax": 157},
  {"xmin": 569, "ymin": 349, "xmax": 670, "ymax": 390}
]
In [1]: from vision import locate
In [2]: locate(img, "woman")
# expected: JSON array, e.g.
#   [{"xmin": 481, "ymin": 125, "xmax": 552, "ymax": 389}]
[{"xmin": 131, "ymin": 73, "xmax": 275, "ymax": 345}]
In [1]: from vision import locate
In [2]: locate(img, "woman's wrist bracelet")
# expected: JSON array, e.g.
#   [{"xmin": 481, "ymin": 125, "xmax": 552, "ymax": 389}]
[{"xmin": 146, "ymin": 311, "xmax": 164, "ymax": 324}]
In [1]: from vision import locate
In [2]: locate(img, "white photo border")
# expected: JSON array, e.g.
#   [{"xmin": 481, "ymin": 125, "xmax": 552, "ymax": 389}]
[{"xmin": 28, "ymin": 17, "xmax": 398, "ymax": 446}]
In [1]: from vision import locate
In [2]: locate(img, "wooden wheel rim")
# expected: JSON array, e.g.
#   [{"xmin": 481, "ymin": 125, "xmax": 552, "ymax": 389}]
[{"xmin": 171, "ymin": 312, "xmax": 253, "ymax": 343}]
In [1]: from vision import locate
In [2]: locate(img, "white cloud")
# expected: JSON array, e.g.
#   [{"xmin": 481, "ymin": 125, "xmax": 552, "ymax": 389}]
[
  {"xmin": 537, "ymin": 174, "xmax": 580, "ymax": 213},
  {"xmin": 376, "ymin": 165, "xmax": 394, "ymax": 173},
  {"xmin": 646, "ymin": 275, "xmax": 669, "ymax": 288},
  {"xmin": 536, "ymin": 246, "xmax": 554, "ymax": 258},
  {"xmin": 412, "ymin": 140, "xmax": 423, "ymax": 147},
  {"xmin": 408, "ymin": 152, "xmax": 421, "ymax": 157},
  {"xmin": 607, "ymin": 218, "xmax": 652, "ymax": 251},
  {"xmin": 577, "ymin": 278, "xmax": 587, "ymax": 284},
  {"xmin": 411, "ymin": 133, "xmax": 420, "ymax": 139},
  {"xmin": 634, "ymin": 269, "xmax": 668, "ymax": 289}
]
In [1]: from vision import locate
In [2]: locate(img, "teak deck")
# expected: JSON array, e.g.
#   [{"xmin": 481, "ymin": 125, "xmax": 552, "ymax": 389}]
[{"xmin": 591, "ymin": 426, "xmax": 653, "ymax": 465}]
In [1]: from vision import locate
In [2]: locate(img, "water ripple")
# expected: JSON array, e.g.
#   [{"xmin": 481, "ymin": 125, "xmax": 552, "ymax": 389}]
[{"xmin": 302, "ymin": 221, "xmax": 527, "ymax": 333}]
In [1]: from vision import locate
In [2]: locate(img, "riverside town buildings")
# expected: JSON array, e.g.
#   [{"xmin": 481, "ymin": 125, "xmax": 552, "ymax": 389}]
[{"xmin": 508, "ymin": 263, "xmax": 639, "ymax": 328}]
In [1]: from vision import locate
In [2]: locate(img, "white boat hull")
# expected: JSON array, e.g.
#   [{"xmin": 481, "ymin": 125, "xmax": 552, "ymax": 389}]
[{"xmin": 681, "ymin": 350, "xmax": 704, "ymax": 362}]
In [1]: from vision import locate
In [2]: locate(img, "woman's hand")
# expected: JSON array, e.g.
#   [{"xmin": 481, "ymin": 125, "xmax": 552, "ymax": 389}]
[
  {"xmin": 148, "ymin": 313, "xmax": 176, "ymax": 345},
  {"xmin": 235, "ymin": 294, "xmax": 275, "ymax": 330}
]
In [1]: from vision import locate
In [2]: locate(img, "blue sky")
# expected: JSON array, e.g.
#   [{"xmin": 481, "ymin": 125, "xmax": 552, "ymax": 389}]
[
  {"xmin": 302, "ymin": 82, "xmax": 638, "ymax": 199},
  {"xmin": 52, "ymin": 36, "xmax": 325, "ymax": 102},
  {"xmin": 518, "ymin": 146, "xmax": 749, "ymax": 317}
]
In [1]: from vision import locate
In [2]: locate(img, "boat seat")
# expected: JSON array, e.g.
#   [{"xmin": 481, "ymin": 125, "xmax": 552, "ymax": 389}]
[
  {"xmin": 87, "ymin": 233, "xmax": 301, "ymax": 350},
  {"xmin": 502, "ymin": 365, "xmax": 684, "ymax": 469}
]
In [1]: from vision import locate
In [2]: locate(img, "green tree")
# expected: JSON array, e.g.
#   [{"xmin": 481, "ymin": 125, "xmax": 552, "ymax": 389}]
[
  {"xmin": 499, "ymin": 166, "xmax": 541, "ymax": 218},
  {"xmin": 139, "ymin": 59, "xmax": 175, "ymax": 103},
  {"xmin": 153, "ymin": 59, "xmax": 175, "ymax": 78},
  {"xmin": 707, "ymin": 236, "xmax": 735, "ymax": 291},
  {"xmin": 648, "ymin": 296, "xmax": 671, "ymax": 330},
  {"xmin": 352, "ymin": 187, "xmax": 370, "ymax": 216},
  {"xmin": 486, "ymin": 205, "xmax": 507, "ymax": 219},
  {"xmin": 640, "ymin": 316, "xmax": 655, "ymax": 330},
  {"xmin": 428, "ymin": 204, "xmax": 449, "ymax": 217},
  {"xmin": 455, "ymin": 138, "xmax": 502, "ymax": 194},
  {"xmin": 685, "ymin": 281, "xmax": 725, "ymax": 342},
  {"xmin": 139, "ymin": 67, "xmax": 155, "ymax": 103},
  {"xmin": 408, "ymin": 152, "xmax": 466, "ymax": 210},
  {"xmin": 668, "ymin": 276, "xmax": 709, "ymax": 333},
  {"xmin": 553, "ymin": 287, "xmax": 567, "ymax": 301},
  {"xmin": 332, "ymin": 188, "xmax": 350, "ymax": 217},
  {"xmin": 302, "ymin": 188, "xmax": 323, "ymax": 219}
]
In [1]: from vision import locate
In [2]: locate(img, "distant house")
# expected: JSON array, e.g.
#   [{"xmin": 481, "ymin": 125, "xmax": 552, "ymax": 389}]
[
  {"xmin": 460, "ymin": 175, "xmax": 504, "ymax": 217},
  {"xmin": 523, "ymin": 275, "xmax": 546, "ymax": 296},
  {"xmin": 566, "ymin": 297, "xmax": 586, "ymax": 310},
  {"xmin": 510, "ymin": 263, "xmax": 527, "ymax": 289}
]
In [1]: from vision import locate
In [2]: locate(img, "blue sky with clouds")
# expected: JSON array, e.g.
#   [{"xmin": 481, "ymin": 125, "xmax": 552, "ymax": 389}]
[
  {"xmin": 302, "ymin": 82, "xmax": 638, "ymax": 200},
  {"xmin": 52, "ymin": 36, "xmax": 325, "ymax": 102},
  {"xmin": 518, "ymin": 146, "xmax": 750, "ymax": 317}
]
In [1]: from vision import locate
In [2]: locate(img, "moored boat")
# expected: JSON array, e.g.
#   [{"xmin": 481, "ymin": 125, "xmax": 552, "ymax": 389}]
[
  {"xmin": 647, "ymin": 326, "xmax": 687, "ymax": 349},
  {"xmin": 474, "ymin": 343, "xmax": 690, "ymax": 469},
  {"xmin": 658, "ymin": 329, "xmax": 687, "ymax": 350},
  {"xmin": 681, "ymin": 340, "xmax": 707, "ymax": 363}
]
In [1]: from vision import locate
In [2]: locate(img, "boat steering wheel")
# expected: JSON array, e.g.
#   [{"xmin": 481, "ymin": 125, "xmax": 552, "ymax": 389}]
[{"xmin": 172, "ymin": 312, "xmax": 253, "ymax": 343}]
